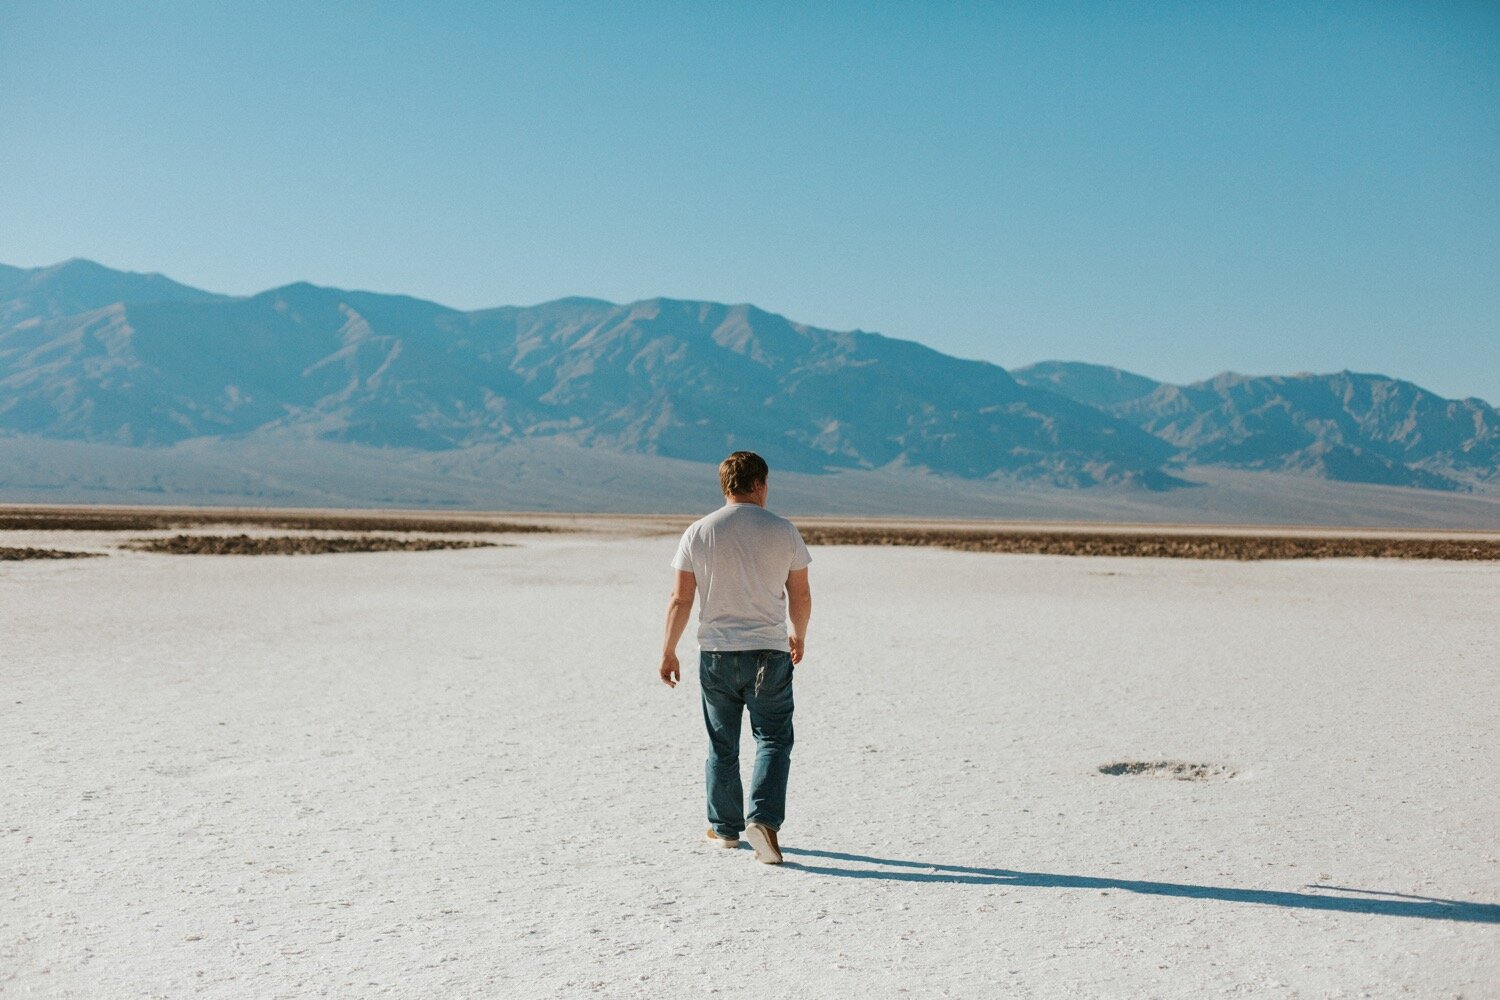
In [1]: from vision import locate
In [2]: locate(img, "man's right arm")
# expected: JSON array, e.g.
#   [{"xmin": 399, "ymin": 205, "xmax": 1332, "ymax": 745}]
[
  {"xmin": 786, "ymin": 567, "xmax": 811, "ymax": 664},
  {"xmin": 660, "ymin": 569, "xmax": 696, "ymax": 688}
]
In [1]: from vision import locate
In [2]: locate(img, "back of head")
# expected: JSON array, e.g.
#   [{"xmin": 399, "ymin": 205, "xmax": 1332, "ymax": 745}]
[{"xmin": 719, "ymin": 451, "xmax": 769, "ymax": 497}]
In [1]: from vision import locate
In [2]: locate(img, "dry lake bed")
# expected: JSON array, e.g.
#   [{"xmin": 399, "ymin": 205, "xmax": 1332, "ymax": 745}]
[{"xmin": 2, "ymin": 513, "xmax": 1497, "ymax": 998}]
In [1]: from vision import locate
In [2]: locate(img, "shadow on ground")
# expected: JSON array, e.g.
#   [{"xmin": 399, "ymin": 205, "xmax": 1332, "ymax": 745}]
[{"xmin": 780, "ymin": 848, "xmax": 1500, "ymax": 924}]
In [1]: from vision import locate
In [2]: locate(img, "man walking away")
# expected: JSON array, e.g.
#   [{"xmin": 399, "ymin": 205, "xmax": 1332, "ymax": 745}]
[{"xmin": 659, "ymin": 451, "xmax": 812, "ymax": 865}]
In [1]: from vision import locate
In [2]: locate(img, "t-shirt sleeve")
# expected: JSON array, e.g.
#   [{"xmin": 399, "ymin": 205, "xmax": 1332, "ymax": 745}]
[
  {"xmin": 789, "ymin": 524, "xmax": 812, "ymax": 571},
  {"xmin": 670, "ymin": 528, "xmax": 695, "ymax": 572}
]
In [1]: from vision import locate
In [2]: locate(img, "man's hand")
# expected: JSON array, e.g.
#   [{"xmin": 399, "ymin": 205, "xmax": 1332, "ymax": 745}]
[
  {"xmin": 788, "ymin": 633, "xmax": 804, "ymax": 665},
  {"xmin": 660, "ymin": 651, "xmax": 680, "ymax": 688}
]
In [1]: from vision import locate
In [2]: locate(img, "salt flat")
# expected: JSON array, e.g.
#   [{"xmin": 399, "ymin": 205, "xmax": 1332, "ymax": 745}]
[{"xmin": 2, "ymin": 530, "xmax": 1497, "ymax": 998}]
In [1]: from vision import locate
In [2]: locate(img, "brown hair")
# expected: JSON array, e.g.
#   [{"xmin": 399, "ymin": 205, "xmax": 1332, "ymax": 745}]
[{"xmin": 719, "ymin": 451, "xmax": 769, "ymax": 497}]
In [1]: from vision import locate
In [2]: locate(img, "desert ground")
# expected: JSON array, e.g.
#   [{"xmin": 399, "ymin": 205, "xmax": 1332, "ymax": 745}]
[{"xmin": 2, "ymin": 511, "xmax": 1498, "ymax": 998}]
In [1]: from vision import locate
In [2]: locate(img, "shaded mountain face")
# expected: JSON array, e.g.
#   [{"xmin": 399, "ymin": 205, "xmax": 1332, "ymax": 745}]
[
  {"xmin": 1014, "ymin": 362, "xmax": 1499, "ymax": 490},
  {"xmin": 0, "ymin": 263, "xmax": 1175, "ymax": 486}
]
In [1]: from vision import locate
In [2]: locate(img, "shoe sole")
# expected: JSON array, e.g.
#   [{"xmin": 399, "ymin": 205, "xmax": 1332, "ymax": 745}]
[{"xmin": 744, "ymin": 824, "xmax": 782, "ymax": 864}]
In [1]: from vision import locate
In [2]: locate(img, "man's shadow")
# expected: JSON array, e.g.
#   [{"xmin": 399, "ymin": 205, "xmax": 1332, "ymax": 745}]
[{"xmin": 780, "ymin": 848, "xmax": 1500, "ymax": 924}]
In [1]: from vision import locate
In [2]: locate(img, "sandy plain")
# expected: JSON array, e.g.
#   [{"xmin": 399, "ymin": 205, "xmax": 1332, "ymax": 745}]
[{"xmin": 2, "ymin": 519, "xmax": 1498, "ymax": 998}]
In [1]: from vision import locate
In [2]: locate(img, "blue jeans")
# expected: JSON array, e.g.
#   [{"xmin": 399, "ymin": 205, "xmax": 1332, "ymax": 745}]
[{"xmin": 699, "ymin": 649, "xmax": 795, "ymax": 838}]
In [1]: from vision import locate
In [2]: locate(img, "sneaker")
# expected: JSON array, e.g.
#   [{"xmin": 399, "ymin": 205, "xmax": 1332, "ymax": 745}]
[
  {"xmin": 705, "ymin": 828, "xmax": 740, "ymax": 849},
  {"xmin": 744, "ymin": 822, "xmax": 782, "ymax": 864}
]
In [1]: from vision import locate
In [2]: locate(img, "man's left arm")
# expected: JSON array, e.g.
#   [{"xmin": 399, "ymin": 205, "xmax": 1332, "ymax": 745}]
[
  {"xmin": 660, "ymin": 570, "xmax": 696, "ymax": 688},
  {"xmin": 786, "ymin": 567, "xmax": 811, "ymax": 664}
]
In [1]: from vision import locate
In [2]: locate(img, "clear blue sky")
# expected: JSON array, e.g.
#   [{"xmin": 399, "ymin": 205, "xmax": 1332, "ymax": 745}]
[{"xmin": 3, "ymin": 1, "xmax": 1496, "ymax": 400}]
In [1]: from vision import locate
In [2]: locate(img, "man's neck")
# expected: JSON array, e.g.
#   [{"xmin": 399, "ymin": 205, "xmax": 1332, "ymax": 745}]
[{"xmin": 725, "ymin": 496, "xmax": 765, "ymax": 508}]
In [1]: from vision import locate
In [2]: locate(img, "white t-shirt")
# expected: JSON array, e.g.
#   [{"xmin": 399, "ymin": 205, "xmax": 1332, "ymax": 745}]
[{"xmin": 671, "ymin": 503, "xmax": 812, "ymax": 652}]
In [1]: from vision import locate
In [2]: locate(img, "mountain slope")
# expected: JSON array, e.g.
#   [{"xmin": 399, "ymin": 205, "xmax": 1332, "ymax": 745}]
[
  {"xmin": 0, "ymin": 258, "xmax": 227, "ymax": 327},
  {"xmin": 1015, "ymin": 361, "xmax": 1499, "ymax": 490},
  {"xmin": 0, "ymin": 266, "xmax": 1176, "ymax": 485},
  {"xmin": 1011, "ymin": 361, "xmax": 1162, "ymax": 408}
]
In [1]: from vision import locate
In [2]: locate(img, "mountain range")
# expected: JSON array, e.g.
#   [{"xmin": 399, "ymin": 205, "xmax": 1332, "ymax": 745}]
[{"xmin": 1, "ymin": 259, "xmax": 1495, "ymax": 501}]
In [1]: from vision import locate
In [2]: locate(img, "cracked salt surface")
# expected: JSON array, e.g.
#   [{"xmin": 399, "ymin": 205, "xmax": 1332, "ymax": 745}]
[{"xmin": 2, "ymin": 532, "xmax": 1498, "ymax": 997}]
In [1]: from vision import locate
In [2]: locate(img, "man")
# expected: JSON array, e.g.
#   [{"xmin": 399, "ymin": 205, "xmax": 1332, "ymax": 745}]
[{"xmin": 659, "ymin": 451, "xmax": 812, "ymax": 865}]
